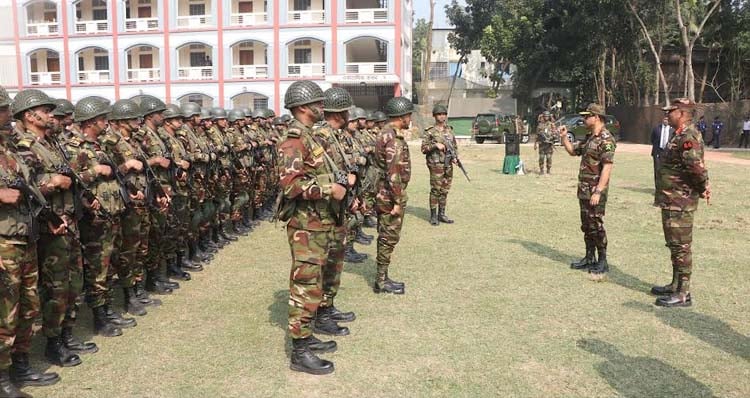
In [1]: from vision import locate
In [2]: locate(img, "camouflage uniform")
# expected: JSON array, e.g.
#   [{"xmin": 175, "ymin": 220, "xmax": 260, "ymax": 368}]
[
  {"xmin": 536, "ymin": 120, "xmax": 555, "ymax": 173},
  {"xmin": 205, "ymin": 123, "xmax": 233, "ymax": 230},
  {"xmin": 421, "ymin": 125, "xmax": 456, "ymax": 211},
  {"xmin": 655, "ymin": 118, "xmax": 709, "ymax": 301},
  {"xmin": 373, "ymin": 121, "xmax": 411, "ymax": 290}
]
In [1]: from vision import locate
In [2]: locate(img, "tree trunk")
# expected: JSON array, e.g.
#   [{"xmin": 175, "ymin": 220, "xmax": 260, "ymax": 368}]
[
  {"xmin": 698, "ymin": 46, "xmax": 711, "ymax": 103},
  {"xmin": 627, "ymin": 1, "xmax": 670, "ymax": 106},
  {"xmin": 423, "ymin": 0, "xmax": 435, "ymax": 90},
  {"xmin": 598, "ymin": 51, "xmax": 607, "ymax": 106},
  {"xmin": 674, "ymin": 0, "xmax": 721, "ymax": 102}
]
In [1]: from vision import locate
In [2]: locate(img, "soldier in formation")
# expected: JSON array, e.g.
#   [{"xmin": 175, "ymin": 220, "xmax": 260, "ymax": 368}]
[{"xmin": 421, "ymin": 104, "xmax": 457, "ymax": 226}]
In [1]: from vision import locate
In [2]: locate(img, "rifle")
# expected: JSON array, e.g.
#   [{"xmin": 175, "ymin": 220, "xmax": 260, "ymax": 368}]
[
  {"xmin": 96, "ymin": 151, "xmax": 133, "ymax": 208},
  {"xmin": 443, "ymin": 139, "xmax": 471, "ymax": 182},
  {"xmin": 330, "ymin": 131, "xmax": 360, "ymax": 226},
  {"xmin": 137, "ymin": 153, "xmax": 169, "ymax": 208},
  {"xmin": 54, "ymin": 162, "xmax": 115, "ymax": 222}
]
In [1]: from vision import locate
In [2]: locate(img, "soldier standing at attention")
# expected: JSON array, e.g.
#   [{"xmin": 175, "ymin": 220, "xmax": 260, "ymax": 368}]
[
  {"xmin": 651, "ymin": 98, "xmax": 711, "ymax": 307},
  {"xmin": 372, "ymin": 97, "xmax": 413, "ymax": 294},
  {"xmin": 558, "ymin": 103, "xmax": 616, "ymax": 280},
  {"xmin": 421, "ymin": 104, "xmax": 456, "ymax": 226},
  {"xmin": 534, "ymin": 111, "xmax": 556, "ymax": 175},
  {"xmin": 278, "ymin": 81, "xmax": 345, "ymax": 375}
]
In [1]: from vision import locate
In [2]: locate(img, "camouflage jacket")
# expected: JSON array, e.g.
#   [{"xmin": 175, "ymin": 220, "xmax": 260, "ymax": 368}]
[
  {"xmin": 160, "ymin": 127, "xmax": 191, "ymax": 197},
  {"xmin": 135, "ymin": 125, "xmax": 172, "ymax": 191},
  {"xmin": 421, "ymin": 124, "xmax": 457, "ymax": 165},
  {"xmin": 573, "ymin": 128, "xmax": 616, "ymax": 200},
  {"xmin": 278, "ymin": 119, "xmax": 338, "ymax": 231},
  {"xmin": 64, "ymin": 134, "xmax": 126, "ymax": 217},
  {"xmin": 99, "ymin": 127, "xmax": 148, "ymax": 206},
  {"xmin": 374, "ymin": 122, "xmax": 411, "ymax": 208},
  {"xmin": 207, "ymin": 126, "xmax": 232, "ymax": 170},
  {"xmin": 314, "ymin": 123, "xmax": 348, "ymax": 172},
  {"xmin": 536, "ymin": 121, "xmax": 556, "ymax": 146},
  {"xmin": 0, "ymin": 138, "xmax": 35, "ymax": 240},
  {"xmin": 656, "ymin": 122, "xmax": 709, "ymax": 211}
]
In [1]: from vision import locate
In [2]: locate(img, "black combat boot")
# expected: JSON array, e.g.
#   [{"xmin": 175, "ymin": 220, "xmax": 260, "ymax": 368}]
[
  {"xmin": 139, "ymin": 277, "xmax": 167, "ymax": 302},
  {"xmin": 306, "ymin": 335, "xmax": 337, "ymax": 353},
  {"xmin": 289, "ymin": 338, "xmax": 335, "ymax": 375},
  {"xmin": 317, "ymin": 305, "xmax": 356, "ymax": 323},
  {"xmin": 242, "ymin": 209, "xmax": 253, "ymax": 229},
  {"xmin": 651, "ymin": 269, "xmax": 678, "ymax": 296},
  {"xmin": 313, "ymin": 312, "xmax": 350, "ymax": 336},
  {"xmin": 385, "ymin": 272, "xmax": 405, "ymax": 288},
  {"xmin": 212, "ymin": 226, "xmax": 228, "ymax": 247},
  {"xmin": 61, "ymin": 327, "xmax": 98, "ymax": 354},
  {"xmin": 232, "ymin": 221, "xmax": 249, "ymax": 236},
  {"xmin": 438, "ymin": 206, "xmax": 454, "ymax": 224},
  {"xmin": 0, "ymin": 369, "xmax": 31, "ymax": 398},
  {"xmin": 44, "ymin": 337, "xmax": 82, "ymax": 367},
  {"xmin": 357, "ymin": 227, "xmax": 374, "ymax": 241},
  {"xmin": 9, "ymin": 353, "xmax": 60, "ymax": 387},
  {"xmin": 190, "ymin": 240, "xmax": 212, "ymax": 264},
  {"xmin": 655, "ymin": 276, "xmax": 692, "ymax": 307},
  {"xmin": 180, "ymin": 250, "xmax": 203, "ymax": 272},
  {"xmin": 570, "ymin": 239, "xmax": 596, "ymax": 270},
  {"xmin": 364, "ymin": 214, "xmax": 377, "ymax": 228},
  {"xmin": 373, "ymin": 278, "xmax": 405, "ymax": 295},
  {"xmin": 167, "ymin": 258, "xmax": 191, "ymax": 281},
  {"xmin": 123, "ymin": 287, "xmax": 147, "ymax": 316},
  {"xmin": 588, "ymin": 247, "xmax": 609, "ymax": 277},
  {"xmin": 92, "ymin": 306, "xmax": 123, "ymax": 337},
  {"xmin": 429, "ymin": 208, "xmax": 439, "ymax": 226},
  {"xmin": 104, "ymin": 305, "xmax": 136, "ymax": 329},
  {"xmin": 354, "ymin": 229, "xmax": 372, "ymax": 245},
  {"xmin": 158, "ymin": 263, "xmax": 181, "ymax": 288},
  {"xmin": 219, "ymin": 223, "xmax": 238, "ymax": 242},
  {"xmin": 344, "ymin": 242, "xmax": 365, "ymax": 263}
]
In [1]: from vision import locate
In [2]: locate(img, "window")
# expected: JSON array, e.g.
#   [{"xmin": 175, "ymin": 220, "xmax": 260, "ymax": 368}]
[
  {"xmin": 429, "ymin": 62, "xmax": 448, "ymax": 79},
  {"xmin": 189, "ymin": 4, "xmax": 206, "ymax": 15},
  {"xmin": 94, "ymin": 55, "xmax": 109, "ymax": 70},
  {"xmin": 92, "ymin": 0, "xmax": 107, "ymax": 6},
  {"xmin": 92, "ymin": 9, "xmax": 107, "ymax": 20},
  {"xmin": 44, "ymin": 2, "xmax": 56, "ymax": 10},
  {"xmin": 78, "ymin": 57, "xmax": 84, "ymax": 71},
  {"xmin": 190, "ymin": 52, "xmax": 206, "ymax": 67},
  {"xmin": 294, "ymin": 48, "xmax": 311, "ymax": 64},
  {"xmin": 293, "ymin": 0, "xmax": 311, "ymax": 11},
  {"xmin": 253, "ymin": 97, "xmax": 268, "ymax": 110},
  {"xmin": 187, "ymin": 95, "xmax": 207, "ymax": 106}
]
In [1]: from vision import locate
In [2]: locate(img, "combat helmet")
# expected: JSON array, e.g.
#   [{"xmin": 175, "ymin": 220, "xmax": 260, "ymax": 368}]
[
  {"xmin": 384, "ymin": 97, "xmax": 414, "ymax": 117},
  {"xmin": 228, "ymin": 109, "xmax": 246, "ymax": 122},
  {"xmin": 281, "ymin": 114, "xmax": 292, "ymax": 124},
  {"xmin": 272, "ymin": 117, "xmax": 285, "ymax": 126},
  {"xmin": 199, "ymin": 107, "xmax": 212, "ymax": 120},
  {"xmin": 138, "ymin": 95, "xmax": 166, "ymax": 117},
  {"xmin": 242, "ymin": 107, "xmax": 253, "ymax": 118},
  {"xmin": 366, "ymin": 111, "xmax": 375, "ymax": 121},
  {"xmin": 163, "ymin": 104, "xmax": 182, "ymax": 119},
  {"xmin": 0, "ymin": 87, "xmax": 11, "ymax": 108},
  {"xmin": 284, "ymin": 81, "xmax": 324, "ymax": 109},
  {"xmin": 432, "ymin": 104, "xmax": 448, "ymax": 115},
  {"xmin": 210, "ymin": 107, "xmax": 227, "ymax": 120},
  {"xmin": 373, "ymin": 111, "xmax": 387, "ymax": 122},
  {"xmin": 109, "ymin": 99, "xmax": 141, "ymax": 121},
  {"xmin": 262, "ymin": 108, "xmax": 276, "ymax": 118},
  {"xmin": 51, "ymin": 99, "xmax": 75, "ymax": 117},
  {"xmin": 181, "ymin": 102, "xmax": 201, "ymax": 118},
  {"xmin": 11, "ymin": 89, "xmax": 56, "ymax": 119},
  {"xmin": 323, "ymin": 87, "xmax": 353, "ymax": 113},
  {"xmin": 74, "ymin": 96, "xmax": 111, "ymax": 123},
  {"xmin": 352, "ymin": 107, "xmax": 367, "ymax": 120},
  {"xmin": 251, "ymin": 108, "xmax": 265, "ymax": 120}
]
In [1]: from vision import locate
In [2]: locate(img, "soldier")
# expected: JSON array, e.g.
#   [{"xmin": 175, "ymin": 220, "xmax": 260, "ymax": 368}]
[
  {"xmin": 66, "ymin": 97, "xmax": 133, "ymax": 336},
  {"xmin": 372, "ymin": 97, "xmax": 413, "ymax": 295},
  {"xmin": 105, "ymin": 99, "xmax": 162, "ymax": 313},
  {"xmin": 273, "ymin": 117, "xmax": 288, "ymax": 138},
  {"xmin": 373, "ymin": 111, "xmax": 387, "ymax": 130},
  {"xmin": 226, "ymin": 109, "xmax": 252, "ymax": 236},
  {"xmin": 206, "ymin": 108, "xmax": 238, "ymax": 244},
  {"xmin": 278, "ymin": 80, "xmax": 345, "ymax": 375},
  {"xmin": 421, "ymin": 104, "xmax": 457, "ymax": 226},
  {"xmin": 651, "ymin": 98, "xmax": 711, "ymax": 307},
  {"xmin": 51, "ymin": 99, "xmax": 75, "ymax": 141},
  {"xmin": 558, "ymin": 103, "xmax": 616, "ymax": 279},
  {"xmin": 10, "ymin": 89, "xmax": 93, "ymax": 367},
  {"xmin": 341, "ymin": 110, "xmax": 369, "ymax": 263},
  {"xmin": 534, "ymin": 111, "xmax": 555, "ymax": 175},
  {"xmin": 0, "ymin": 87, "xmax": 60, "ymax": 397}
]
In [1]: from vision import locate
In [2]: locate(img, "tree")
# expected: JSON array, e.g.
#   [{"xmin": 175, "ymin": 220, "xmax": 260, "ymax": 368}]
[
  {"xmin": 423, "ymin": 0, "xmax": 436, "ymax": 85},
  {"xmin": 412, "ymin": 18, "xmax": 430, "ymax": 82},
  {"xmin": 674, "ymin": 0, "xmax": 722, "ymax": 101}
]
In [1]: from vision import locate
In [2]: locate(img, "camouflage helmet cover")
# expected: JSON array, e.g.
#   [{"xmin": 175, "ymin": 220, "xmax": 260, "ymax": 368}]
[
  {"xmin": 138, "ymin": 94, "xmax": 167, "ymax": 117},
  {"xmin": 109, "ymin": 99, "xmax": 142, "ymax": 121},
  {"xmin": 51, "ymin": 99, "xmax": 75, "ymax": 116},
  {"xmin": 199, "ymin": 107, "xmax": 212, "ymax": 120},
  {"xmin": 384, "ymin": 97, "xmax": 414, "ymax": 117},
  {"xmin": 284, "ymin": 80, "xmax": 325, "ymax": 109},
  {"xmin": 11, "ymin": 89, "xmax": 56, "ymax": 118},
  {"xmin": 228, "ymin": 109, "xmax": 246, "ymax": 122},
  {"xmin": 373, "ymin": 111, "xmax": 387, "ymax": 122},
  {"xmin": 181, "ymin": 102, "xmax": 202, "ymax": 118},
  {"xmin": 272, "ymin": 117, "xmax": 285, "ymax": 126},
  {"xmin": 262, "ymin": 108, "xmax": 276, "ymax": 118},
  {"xmin": 0, "ymin": 86, "xmax": 11, "ymax": 108},
  {"xmin": 163, "ymin": 104, "xmax": 183, "ymax": 119},
  {"xmin": 74, "ymin": 96, "xmax": 112, "ymax": 123},
  {"xmin": 210, "ymin": 107, "xmax": 227, "ymax": 120},
  {"xmin": 432, "ymin": 104, "xmax": 448, "ymax": 115},
  {"xmin": 323, "ymin": 87, "xmax": 353, "ymax": 113}
]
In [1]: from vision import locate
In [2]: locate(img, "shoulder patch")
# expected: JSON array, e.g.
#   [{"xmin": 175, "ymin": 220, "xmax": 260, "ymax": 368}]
[
  {"xmin": 683, "ymin": 141, "xmax": 694, "ymax": 150},
  {"xmin": 14, "ymin": 138, "xmax": 33, "ymax": 149},
  {"xmin": 603, "ymin": 142, "xmax": 615, "ymax": 152},
  {"xmin": 287, "ymin": 128, "xmax": 302, "ymax": 138}
]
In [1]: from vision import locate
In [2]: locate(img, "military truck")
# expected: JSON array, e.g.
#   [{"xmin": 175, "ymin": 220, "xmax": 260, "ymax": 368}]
[{"xmin": 471, "ymin": 113, "xmax": 529, "ymax": 144}]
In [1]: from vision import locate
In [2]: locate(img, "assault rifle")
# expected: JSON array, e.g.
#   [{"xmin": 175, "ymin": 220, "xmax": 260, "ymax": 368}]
[
  {"xmin": 443, "ymin": 140, "xmax": 471, "ymax": 182},
  {"xmin": 137, "ymin": 154, "xmax": 169, "ymax": 208},
  {"xmin": 55, "ymin": 163, "xmax": 115, "ymax": 222},
  {"xmin": 96, "ymin": 152, "xmax": 133, "ymax": 208}
]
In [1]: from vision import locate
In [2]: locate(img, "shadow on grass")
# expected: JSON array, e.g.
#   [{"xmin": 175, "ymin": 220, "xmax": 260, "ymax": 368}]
[
  {"xmin": 624, "ymin": 301, "xmax": 750, "ymax": 361},
  {"xmin": 577, "ymin": 338, "xmax": 714, "ymax": 398},
  {"xmin": 268, "ymin": 289, "xmax": 291, "ymax": 356},
  {"xmin": 620, "ymin": 185, "xmax": 655, "ymax": 196},
  {"xmin": 405, "ymin": 206, "xmax": 431, "ymax": 224},
  {"xmin": 343, "ymin": 258, "xmax": 377, "ymax": 287}
]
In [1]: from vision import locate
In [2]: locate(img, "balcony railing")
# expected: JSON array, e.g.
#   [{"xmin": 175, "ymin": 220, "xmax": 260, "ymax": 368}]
[
  {"xmin": 26, "ymin": 22, "xmax": 59, "ymax": 36},
  {"xmin": 29, "ymin": 72, "xmax": 62, "ymax": 85},
  {"xmin": 126, "ymin": 68, "xmax": 161, "ymax": 82},
  {"xmin": 344, "ymin": 8, "xmax": 388, "ymax": 23},
  {"xmin": 345, "ymin": 62, "xmax": 388, "ymax": 74},
  {"xmin": 230, "ymin": 12, "xmax": 268, "ymax": 26},
  {"xmin": 78, "ymin": 70, "xmax": 111, "ymax": 84},
  {"xmin": 288, "ymin": 63, "xmax": 325, "ymax": 77},
  {"xmin": 75, "ymin": 20, "xmax": 109, "ymax": 34},
  {"xmin": 124, "ymin": 17, "xmax": 159, "ymax": 32},
  {"xmin": 177, "ymin": 66, "xmax": 214, "ymax": 80},
  {"xmin": 287, "ymin": 10, "xmax": 325, "ymax": 24},
  {"xmin": 231, "ymin": 65, "xmax": 269, "ymax": 79},
  {"xmin": 176, "ymin": 15, "xmax": 212, "ymax": 28}
]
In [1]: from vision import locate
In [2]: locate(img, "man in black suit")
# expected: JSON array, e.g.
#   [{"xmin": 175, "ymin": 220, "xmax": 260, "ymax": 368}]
[{"xmin": 651, "ymin": 117, "xmax": 673, "ymax": 195}]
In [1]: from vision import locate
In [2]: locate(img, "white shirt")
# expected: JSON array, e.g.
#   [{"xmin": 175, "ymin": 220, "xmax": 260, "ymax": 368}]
[
  {"xmin": 660, "ymin": 125, "xmax": 670, "ymax": 149},
  {"xmin": 743, "ymin": 120, "xmax": 750, "ymax": 131}
]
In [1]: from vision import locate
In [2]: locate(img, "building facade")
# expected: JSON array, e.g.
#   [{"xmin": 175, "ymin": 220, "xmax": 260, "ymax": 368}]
[{"xmin": 0, "ymin": 0, "xmax": 412, "ymax": 113}]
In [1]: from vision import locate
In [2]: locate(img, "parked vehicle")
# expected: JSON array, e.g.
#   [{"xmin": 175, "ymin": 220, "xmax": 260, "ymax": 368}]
[
  {"xmin": 554, "ymin": 114, "xmax": 621, "ymax": 143},
  {"xmin": 472, "ymin": 113, "xmax": 530, "ymax": 144}
]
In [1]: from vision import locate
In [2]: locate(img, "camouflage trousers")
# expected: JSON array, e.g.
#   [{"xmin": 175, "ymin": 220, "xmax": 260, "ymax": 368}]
[
  {"xmin": 147, "ymin": 209, "xmax": 171, "ymax": 272},
  {"xmin": 376, "ymin": 211, "xmax": 405, "ymax": 285},
  {"xmin": 662, "ymin": 210, "xmax": 694, "ymax": 292},
  {"xmin": 0, "ymin": 240, "xmax": 39, "ymax": 370},
  {"xmin": 168, "ymin": 195, "xmax": 190, "ymax": 253},
  {"xmin": 286, "ymin": 226, "xmax": 338, "ymax": 339},
  {"xmin": 254, "ymin": 171, "xmax": 267, "ymax": 208},
  {"xmin": 38, "ymin": 232, "xmax": 83, "ymax": 337},
  {"xmin": 362, "ymin": 166, "xmax": 379, "ymax": 214},
  {"xmin": 428, "ymin": 163, "xmax": 453, "ymax": 209},
  {"xmin": 579, "ymin": 199, "xmax": 607, "ymax": 249},
  {"xmin": 322, "ymin": 226, "xmax": 346, "ymax": 308},
  {"xmin": 80, "ymin": 217, "xmax": 120, "ymax": 308},
  {"xmin": 117, "ymin": 206, "xmax": 148, "ymax": 288},
  {"xmin": 538, "ymin": 147, "xmax": 553, "ymax": 171}
]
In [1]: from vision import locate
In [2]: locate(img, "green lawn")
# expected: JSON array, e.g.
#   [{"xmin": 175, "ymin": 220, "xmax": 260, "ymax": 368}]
[
  {"xmin": 29, "ymin": 144, "xmax": 749, "ymax": 398},
  {"xmin": 730, "ymin": 151, "xmax": 750, "ymax": 159}
]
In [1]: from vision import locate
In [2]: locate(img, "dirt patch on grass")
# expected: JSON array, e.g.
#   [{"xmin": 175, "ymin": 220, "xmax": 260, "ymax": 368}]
[{"xmin": 617, "ymin": 143, "xmax": 750, "ymax": 165}]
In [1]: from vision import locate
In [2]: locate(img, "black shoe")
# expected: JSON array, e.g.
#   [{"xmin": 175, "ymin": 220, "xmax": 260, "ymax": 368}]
[
  {"xmin": 306, "ymin": 335, "xmax": 338, "ymax": 354},
  {"xmin": 364, "ymin": 215, "xmax": 377, "ymax": 228},
  {"xmin": 156, "ymin": 273, "xmax": 180, "ymax": 289},
  {"xmin": 168, "ymin": 261, "xmax": 191, "ymax": 281},
  {"xmin": 124, "ymin": 287, "xmax": 147, "ymax": 316},
  {"xmin": 588, "ymin": 247, "xmax": 609, "ymax": 276},
  {"xmin": 438, "ymin": 207, "xmax": 454, "ymax": 224},
  {"xmin": 429, "ymin": 208, "xmax": 439, "ymax": 226},
  {"xmin": 354, "ymin": 233, "xmax": 371, "ymax": 246},
  {"xmin": 10, "ymin": 353, "xmax": 60, "ymax": 387},
  {"xmin": 92, "ymin": 306, "xmax": 123, "ymax": 337},
  {"xmin": 650, "ymin": 284, "xmax": 677, "ymax": 296},
  {"xmin": 136, "ymin": 280, "xmax": 162, "ymax": 306},
  {"xmin": 570, "ymin": 245, "xmax": 596, "ymax": 270},
  {"xmin": 344, "ymin": 245, "xmax": 365, "ymax": 263},
  {"xmin": 318, "ymin": 305, "xmax": 356, "ymax": 323},
  {"xmin": 385, "ymin": 276, "xmax": 405, "ymax": 288},
  {"xmin": 373, "ymin": 279, "xmax": 405, "ymax": 294},
  {"xmin": 1, "ymin": 370, "xmax": 32, "ymax": 398},
  {"xmin": 219, "ymin": 226, "xmax": 238, "ymax": 242},
  {"xmin": 145, "ymin": 276, "xmax": 173, "ymax": 295},
  {"xmin": 104, "ymin": 306, "xmax": 136, "ymax": 329},
  {"xmin": 313, "ymin": 316, "xmax": 350, "ymax": 336},
  {"xmin": 290, "ymin": 338, "xmax": 335, "ymax": 375},
  {"xmin": 61, "ymin": 327, "xmax": 98, "ymax": 354},
  {"xmin": 45, "ymin": 337, "xmax": 82, "ymax": 367},
  {"xmin": 655, "ymin": 292, "xmax": 692, "ymax": 307}
]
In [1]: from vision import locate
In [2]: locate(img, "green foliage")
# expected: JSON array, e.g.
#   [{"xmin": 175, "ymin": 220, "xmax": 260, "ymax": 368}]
[{"xmin": 412, "ymin": 18, "xmax": 430, "ymax": 82}]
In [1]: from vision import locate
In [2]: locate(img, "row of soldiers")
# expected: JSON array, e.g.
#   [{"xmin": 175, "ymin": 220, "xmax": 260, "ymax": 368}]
[{"xmin": 0, "ymin": 86, "xmax": 289, "ymax": 397}]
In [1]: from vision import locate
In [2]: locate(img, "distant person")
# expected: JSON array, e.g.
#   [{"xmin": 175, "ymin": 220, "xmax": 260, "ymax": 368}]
[
  {"xmin": 534, "ymin": 111, "xmax": 555, "ymax": 175},
  {"xmin": 708, "ymin": 116, "xmax": 723, "ymax": 148},
  {"xmin": 740, "ymin": 115, "xmax": 750, "ymax": 149},
  {"xmin": 651, "ymin": 117, "xmax": 673, "ymax": 195},
  {"xmin": 696, "ymin": 115, "xmax": 707, "ymax": 138},
  {"xmin": 204, "ymin": 55, "xmax": 212, "ymax": 67}
]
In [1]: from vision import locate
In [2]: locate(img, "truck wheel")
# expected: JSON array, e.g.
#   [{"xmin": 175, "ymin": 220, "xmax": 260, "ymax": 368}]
[
  {"xmin": 475, "ymin": 137, "xmax": 485, "ymax": 144},
  {"xmin": 567, "ymin": 132, "xmax": 576, "ymax": 144}
]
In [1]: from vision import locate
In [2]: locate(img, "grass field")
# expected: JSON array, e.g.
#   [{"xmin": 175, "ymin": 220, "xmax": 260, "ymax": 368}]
[
  {"xmin": 730, "ymin": 151, "xmax": 750, "ymax": 159},
  {"xmin": 28, "ymin": 144, "xmax": 749, "ymax": 398}
]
